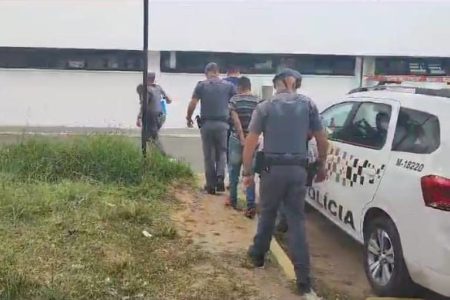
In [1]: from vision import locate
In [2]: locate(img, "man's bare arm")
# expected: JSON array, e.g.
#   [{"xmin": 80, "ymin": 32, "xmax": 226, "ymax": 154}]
[
  {"xmin": 231, "ymin": 111, "xmax": 245, "ymax": 144},
  {"xmin": 242, "ymin": 132, "xmax": 260, "ymax": 175},
  {"xmin": 165, "ymin": 94, "xmax": 173, "ymax": 104},
  {"xmin": 186, "ymin": 97, "xmax": 199, "ymax": 127},
  {"xmin": 313, "ymin": 129, "xmax": 329, "ymax": 164},
  {"xmin": 186, "ymin": 97, "xmax": 199, "ymax": 120},
  {"xmin": 312, "ymin": 129, "xmax": 329, "ymax": 182}
]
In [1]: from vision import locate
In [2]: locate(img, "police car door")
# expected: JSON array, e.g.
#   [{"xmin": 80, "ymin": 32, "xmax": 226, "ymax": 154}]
[{"xmin": 308, "ymin": 98, "xmax": 398, "ymax": 241}]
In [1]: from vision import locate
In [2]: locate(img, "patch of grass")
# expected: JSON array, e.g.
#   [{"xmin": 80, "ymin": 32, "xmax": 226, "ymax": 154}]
[
  {"xmin": 0, "ymin": 135, "xmax": 192, "ymax": 185},
  {"xmin": 0, "ymin": 136, "xmax": 259, "ymax": 299}
]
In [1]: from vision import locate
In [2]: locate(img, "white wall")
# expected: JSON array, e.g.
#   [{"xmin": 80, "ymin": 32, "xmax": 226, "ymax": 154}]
[
  {"xmin": 0, "ymin": 69, "xmax": 141, "ymax": 128},
  {"xmin": 0, "ymin": 51, "xmax": 359, "ymax": 129},
  {"xmin": 158, "ymin": 73, "xmax": 359, "ymax": 128}
]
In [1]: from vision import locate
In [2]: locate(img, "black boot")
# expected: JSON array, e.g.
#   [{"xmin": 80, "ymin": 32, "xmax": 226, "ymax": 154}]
[
  {"xmin": 276, "ymin": 219, "xmax": 288, "ymax": 233},
  {"xmin": 216, "ymin": 176, "xmax": 225, "ymax": 192},
  {"xmin": 247, "ymin": 246, "xmax": 264, "ymax": 268},
  {"xmin": 297, "ymin": 280, "xmax": 312, "ymax": 296},
  {"xmin": 204, "ymin": 185, "xmax": 216, "ymax": 195}
]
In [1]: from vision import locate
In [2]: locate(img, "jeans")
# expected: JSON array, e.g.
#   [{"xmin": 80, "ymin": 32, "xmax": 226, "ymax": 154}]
[
  {"xmin": 158, "ymin": 113, "xmax": 166, "ymax": 130},
  {"xmin": 228, "ymin": 135, "xmax": 255, "ymax": 209}
]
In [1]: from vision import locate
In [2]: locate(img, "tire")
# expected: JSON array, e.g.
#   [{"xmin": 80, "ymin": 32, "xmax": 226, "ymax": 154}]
[{"xmin": 363, "ymin": 216, "xmax": 417, "ymax": 297}]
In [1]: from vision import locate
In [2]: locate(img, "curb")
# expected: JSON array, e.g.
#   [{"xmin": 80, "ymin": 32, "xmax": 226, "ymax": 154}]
[
  {"xmin": 269, "ymin": 238, "xmax": 322, "ymax": 299},
  {"xmin": 270, "ymin": 238, "xmax": 296, "ymax": 281}
]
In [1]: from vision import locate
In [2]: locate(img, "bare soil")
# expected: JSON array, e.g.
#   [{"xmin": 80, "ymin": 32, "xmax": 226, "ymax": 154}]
[
  {"xmin": 173, "ymin": 181, "xmax": 376, "ymax": 300},
  {"xmin": 173, "ymin": 188, "xmax": 302, "ymax": 300},
  {"xmin": 303, "ymin": 208, "xmax": 373, "ymax": 299}
]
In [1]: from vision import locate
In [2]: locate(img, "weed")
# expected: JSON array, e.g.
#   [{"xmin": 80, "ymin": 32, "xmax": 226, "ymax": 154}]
[{"xmin": 0, "ymin": 136, "xmax": 258, "ymax": 299}]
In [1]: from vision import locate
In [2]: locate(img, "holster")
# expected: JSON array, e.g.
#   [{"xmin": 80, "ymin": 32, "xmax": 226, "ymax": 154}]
[
  {"xmin": 195, "ymin": 115, "xmax": 202, "ymax": 128},
  {"xmin": 306, "ymin": 161, "xmax": 320, "ymax": 186},
  {"xmin": 253, "ymin": 151, "xmax": 266, "ymax": 174},
  {"xmin": 253, "ymin": 152, "xmax": 308, "ymax": 174}
]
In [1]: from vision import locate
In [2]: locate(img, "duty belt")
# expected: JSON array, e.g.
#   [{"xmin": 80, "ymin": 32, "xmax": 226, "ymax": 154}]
[
  {"xmin": 201, "ymin": 116, "xmax": 228, "ymax": 123},
  {"xmin": 264, "ymin": 154, "xmax": 308, "ymax": 167}
]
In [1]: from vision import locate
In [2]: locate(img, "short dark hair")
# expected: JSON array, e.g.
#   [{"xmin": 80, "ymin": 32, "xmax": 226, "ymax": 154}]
[
  {"xmin": 227, "ymin": 65, "xmax": 240, "ymax": 73},
  {"xmin": 204, "ymin": 62, "xmax": 219, "ymax": 74},
  {"xmin": 147, "ymin": 72, "xmax": 156, "ymax": 83},
  {"xmin": 238, "ymin": 76, "xmax": 251, "ymax": 91},
  {"xmin": 136, "ymin": 84, "xmax": 144, "ymax": 95}
]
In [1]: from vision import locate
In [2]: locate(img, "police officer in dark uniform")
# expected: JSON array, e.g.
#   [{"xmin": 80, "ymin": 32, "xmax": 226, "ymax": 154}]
[
  {"xmin": 186, "ymin": 62, "xmax": 236, "ymax": 194},
  {"xmin": 242, "ymin": 69, "xmax": 329, "ymax": 297}
]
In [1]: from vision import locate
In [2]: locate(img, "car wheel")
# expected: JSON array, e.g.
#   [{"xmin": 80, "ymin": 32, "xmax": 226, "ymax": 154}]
[{"xmin": 363, "ymin": 216, "xmax": 417, "ymax": 297}]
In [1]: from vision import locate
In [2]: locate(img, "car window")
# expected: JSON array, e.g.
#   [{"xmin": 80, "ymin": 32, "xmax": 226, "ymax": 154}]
[
  {"xmin": 321, "ymin": 102, "xmax": 356, "ymax": 140},
  {"xmin": 334, "ymin": 102, "xmax": 392, "ymax": 150},
  {"xmin": 392, "ymin": 108, "xmax": 440, "ymax": 154}
]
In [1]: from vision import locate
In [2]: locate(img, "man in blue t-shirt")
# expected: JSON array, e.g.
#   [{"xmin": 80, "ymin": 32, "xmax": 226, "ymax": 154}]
[
  {"xmin": 224, "ymin": 65, "xmax": 240, "ymax": 87},
  {"xmin": 159, "ymin": 97, "xmax": 168, "ymax": 129}
]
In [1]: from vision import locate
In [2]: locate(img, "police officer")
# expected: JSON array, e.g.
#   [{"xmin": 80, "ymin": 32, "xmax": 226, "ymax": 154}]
[
  {"xmin": 242, "ymin": 69, "xmax": 329, "ymax": 297},
  {"xmin": 186, "ymin": 62, "xmax": 236, "ymax": 194}
]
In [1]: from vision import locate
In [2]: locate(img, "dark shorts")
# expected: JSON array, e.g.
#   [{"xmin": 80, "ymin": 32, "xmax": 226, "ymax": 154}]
[{"xmin": 143, "ymin": 112, "xmax": 161, "ymax": 140}]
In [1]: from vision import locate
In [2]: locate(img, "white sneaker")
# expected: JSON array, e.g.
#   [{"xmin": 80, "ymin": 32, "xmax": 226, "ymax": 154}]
[{"xmin": 301, "ymin": 290, "xmax": 322, "ymax": 300}]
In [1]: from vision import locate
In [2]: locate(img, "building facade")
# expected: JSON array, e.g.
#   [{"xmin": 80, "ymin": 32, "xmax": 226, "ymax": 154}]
[{"xmin": 1, "ymin": 0, "xmax": 449, "ymax": 129}]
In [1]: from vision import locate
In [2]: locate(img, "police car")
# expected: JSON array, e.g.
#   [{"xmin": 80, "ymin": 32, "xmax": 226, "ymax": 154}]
[{"xmin": 306, "ymin": 85, "xmax": 450, "ymax": 297}]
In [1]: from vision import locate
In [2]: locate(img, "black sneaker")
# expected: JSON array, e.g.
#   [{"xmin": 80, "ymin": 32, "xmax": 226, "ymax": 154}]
[
  {"xmin": 276, "ymin": 221, "xmax": 288, "ymax": 233},
  {"xmin": 216, "ymin": 176, "xmax": 225, "ymax": 192},
  {"xmin": 247, "ymin": 246, "xmax": 264, "ymax": 268},
  {"xmin": 204, "ymin": 185, "xmax": 216, "ymax": 195},
  {"xmin": 297, "ymin": 282, "xmax": 312, "ymax": 296}
]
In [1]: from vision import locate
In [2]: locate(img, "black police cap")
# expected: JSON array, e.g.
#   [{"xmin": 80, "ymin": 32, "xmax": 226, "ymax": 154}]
[{"xmin": 273, "ymin": 68, "xmax": 302, "ymax": 82}]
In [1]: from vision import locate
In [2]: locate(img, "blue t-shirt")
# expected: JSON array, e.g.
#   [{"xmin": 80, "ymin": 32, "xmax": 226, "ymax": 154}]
[
  {"xmin": 160, "ymin": 98, "xmax": 167, "ymax": 115},
  {"xmin": 224, "ymin": 76, "xmax": 239, "ymax": 88}
]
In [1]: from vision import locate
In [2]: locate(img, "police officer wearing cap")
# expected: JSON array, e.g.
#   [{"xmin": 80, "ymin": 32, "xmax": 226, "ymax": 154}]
[
  {"xmin": 186, "ymin": 62, "xmax": 237, "ymax": 194},
  {"xmin": 242, "ymin": 68, "xmax": 329, "ymax": 296}
]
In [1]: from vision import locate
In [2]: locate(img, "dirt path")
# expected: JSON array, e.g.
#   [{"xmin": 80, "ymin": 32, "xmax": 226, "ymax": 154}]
[
  {"xmin": 173, "ymin": 188, "xmax": 302, "ymax": 300},
  {"xmin": 304, "ymin": 208, "xmax": 373, "ymax": 299}
]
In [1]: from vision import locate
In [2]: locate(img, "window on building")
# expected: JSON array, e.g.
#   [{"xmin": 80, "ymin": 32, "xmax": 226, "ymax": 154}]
[
  {"xmin": 322, "ymin": 101, "xmax": 392, "ymax": 150},
  {"xmin": 0, "ymin": 47, "xmax": 144, "ymax": 71},
  {"xmin": 160, "ymin": 51, "xmax": 355, "ymax": 75},
  {"xmin": 392, "ymin": 108, "xmax": 440, "ymax": 154},
  {"xmin": 375, "ymin": 57, "xmax": 449, "ymax": 76}
]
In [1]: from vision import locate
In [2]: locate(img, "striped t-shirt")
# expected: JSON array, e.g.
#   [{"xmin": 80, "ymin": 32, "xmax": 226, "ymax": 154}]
[{"xmin": 229, "ymin": 94, "xmax": 260, "ymax": 137}]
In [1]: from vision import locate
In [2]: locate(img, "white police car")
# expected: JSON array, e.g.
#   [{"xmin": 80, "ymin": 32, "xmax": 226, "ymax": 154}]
[{"xmin": 307, "ymin": 85, "xmax": 450, "ymax": 297}]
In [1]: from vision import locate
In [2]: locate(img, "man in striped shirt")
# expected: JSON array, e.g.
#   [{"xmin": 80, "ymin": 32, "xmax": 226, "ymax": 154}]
[{"xmin": 226, "ymin": 76, "xmax": 260, "ymax": 218}]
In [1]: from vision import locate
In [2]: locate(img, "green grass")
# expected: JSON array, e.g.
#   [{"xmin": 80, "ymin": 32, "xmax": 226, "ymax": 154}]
[
  {"xmin": 0, "ymin": 136, "xmax": 257, "ymax": 300},
  {"xmin": 0, "ymin": 135, "xmax": 191, "ymax": 184}
]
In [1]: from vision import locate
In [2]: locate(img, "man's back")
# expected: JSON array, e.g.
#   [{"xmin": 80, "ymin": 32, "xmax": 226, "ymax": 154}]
[
  {"xmin": 229, "ymin": 94, "xmax": 260, "ymax": 136},
  {"xmin": 147, "ymin": 84, "xmax": 165, "ymax": 113},
  {"xmin": 193, "ymin": 78, "xmax": 236, "ymax": 121},
  {"xmin": 250, "ymin": 93, "xmax": 321, "ymax": 158},
  {"xmin": 224, "ymin": 76, "xmax": 239, "ymax": 87}
]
